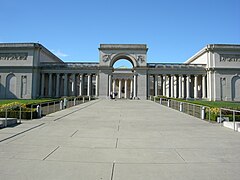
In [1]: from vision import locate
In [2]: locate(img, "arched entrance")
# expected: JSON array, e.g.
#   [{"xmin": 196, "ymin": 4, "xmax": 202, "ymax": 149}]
[
  {"xmin": 6, "ymin": 73, "xmax": 17, "ymax": 98},
  {"xmin": 232, "ymin": 75, "xmax": 240, "ymax": 101},
  {"xmin": 112, "ymin": 58, "xmax": 134, "ymax": 99}
]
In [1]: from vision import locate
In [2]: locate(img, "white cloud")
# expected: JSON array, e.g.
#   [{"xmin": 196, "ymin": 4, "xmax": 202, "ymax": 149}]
[{"xmin": 52, "ymin": 49, "xmax": 69, "ymax": 57}]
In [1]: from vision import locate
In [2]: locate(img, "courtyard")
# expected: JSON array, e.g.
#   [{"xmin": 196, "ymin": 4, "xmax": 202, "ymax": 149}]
[{"xmin": 0, "ymin": 99, "xmax": 240, "ymax": 179}]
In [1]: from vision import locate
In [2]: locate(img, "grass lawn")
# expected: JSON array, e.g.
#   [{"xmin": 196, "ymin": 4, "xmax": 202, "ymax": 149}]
[
  {"xmin": 186, "ymin": 100, "xmax": 240, "ymax": 110},
  {"xmin": 0, "ymin": 99, "xmax": 57, "ymax": 105},
  {"xmin": 175, "ymin": 99, "xmax": 240, "ymax": 110}
]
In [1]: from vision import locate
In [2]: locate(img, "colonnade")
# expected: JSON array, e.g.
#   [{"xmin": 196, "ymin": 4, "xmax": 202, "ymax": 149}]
[
  {"xmin": 40, "ymin": 73, "xmax": 98, "ymax": 97},
  {"xmin": 108, "ymin": 74, "xmax": 137, "ymax": 99},
  {"xmin": 149, "ymin": 74, "xmax": 207, "ymax": 99}
]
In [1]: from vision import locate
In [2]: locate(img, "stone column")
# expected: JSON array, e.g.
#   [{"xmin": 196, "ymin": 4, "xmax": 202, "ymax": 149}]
[
  {"xmin": 207, "ymin": 71, "xmax": 212, "ymax": 100},
  {"xmin": 64, "ymin": 73, "xmax": 68, "ymax": 96},
  {"xmin": 174, "ymin": 75, "xmax": 177, "ymax": 98},
  {"xmin": 118, "ymin": 79, "xmax": 122, "ymax": 99},
  {"xmin": 56, "ymin": 73, "xmax": 60, "ymax": 97},
  {"xmin": 202, "ymin": 75, "xmax": 206, "ymax": 99},
  {"xmin": 109, "ymin": 75, "xmax": 112, "ymax": 97},
  {"xmin": 171, "ymin": 75, "xmax": 174, "ymax": 98},
  {"xmin": 79, "ymin": 74, "xmax": 83, "ymax": 96},
  {"xmin": 182, "ymin": 76, "xmax": 185, "ymax": 98},
  {"xmin": 133, "ymin": 74, "xmax": 137, "ymax": 98},
  {"xmin": 87, "ymin": 74, "xmax": 91, "ymax": 96},
  {"xmin": 95, "ymin": 74, "xmax": 99, "ymax": 96},
  {"xmin": 48, "ymin": 73, "xmax": 52, "ymax": 97},
  {"xmin": 178, "ymin": 75, "xmax": 182, "ymax": 98},
  {"xmin": 147, "ymin": 74, "xmax": 151, "ymax": 97},
  {"xmin": 124, "ymin": 79, "xmax": 127, "ymax": 99},
  {"xmin": 41, "ymin": 73, "xmax": 45, "ymax": 97},
  {"xmin": 154, "ymin": 75, "xmax": 158, "ymax": 96},
  {"xmin": 130, "ymin": 79, "xmax": 133, "ymax": 98},
  {"xmin": 186, "ymin": 75, "xmax": 190, "ymax": 99},
  {"xmin": 166, "ymin": 75, "xmax": 170, "ymax": 97},
  {"xmin": 162, "ymin": 75, "xmax": 166, "ymax": 96},
  {"xmin": 72, "ymin": 74, "xmax": 76, "ymax": 96},
  {"xmin": 194, "ymin": 75, "xmax": 198, "ymax": 99},
  {"xmin": 113, "ymin": 79, "xmax": 116, "ymax": 98}
]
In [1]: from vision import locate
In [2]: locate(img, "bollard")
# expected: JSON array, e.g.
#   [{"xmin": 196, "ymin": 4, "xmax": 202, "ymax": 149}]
[
  {"xmin": 208, "ymin": 107, "xmax": 211, "ymax": 122},
  {"xmin": 233, "ymin": 111, "xmax": 236, "ymax": 131},
  {"xmin": 5, "ymin": 108, "xmax": 7, "ymax": 127},
  {"xmin": 36, "ymin": 105, "xmax": 41, "ymax": 118},
  {"xmin": 179, "ymin": 102, "xmax": 183, "ymax": 112},
  {"xmin": 219, "ymin": 108, "xmax": 222, "ymax": 124},
  {"xmin": 53, "ymin": 101, "xmax": 56, "ymax": 112},
  {"xmin": 83, "ymin": 97, "xmax": 85, "ymax": 103},
  {"xmin": 201, "ymin": 106, "xmax": 205, "ymax": 120},
  {"xmin": 63, "ymin": 98, "xmax": 67, "ymax": 109},
  {"xmin": 31, "ymin": 104, "xmax": 33, "ymax": 120},
  {"xmin": 19, "ymin": 106, "xmax": 22, "ymax": 124},
  {"xmin": 89, "ymin": 96, "xmax": 91, "ymax": 101},
  {"xmin": 159, "ymin": 98, "xmax": 162, "ymax": 105},
  {"xmin": 60, "ymin": 100, "xmax": 63, "ymax": 110},
  {"xmin": 47, "ymin": 102, "xmax": 50, "ymax": 114},
  {"xmin": 167, "ymin": 99, "xmax": 170, "ymax": 107},
  {"xmin": 74, "ymin": 98, "xmax": 76, "ymax": 106}
]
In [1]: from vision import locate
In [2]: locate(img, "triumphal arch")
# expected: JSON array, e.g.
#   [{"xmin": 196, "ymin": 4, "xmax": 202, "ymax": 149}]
[
  {"xmin": 0, "ymin": 43, "xmax": 240, "ymax": 101},
  {"xmin": 98, "ymin": 44, "xmax": 148, "ymax": 99}
]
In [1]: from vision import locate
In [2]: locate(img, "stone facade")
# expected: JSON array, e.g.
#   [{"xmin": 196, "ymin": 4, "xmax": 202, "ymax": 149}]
[{"xmin": 0, "ymin": 43, "xmax": 239, "ymax": 101}]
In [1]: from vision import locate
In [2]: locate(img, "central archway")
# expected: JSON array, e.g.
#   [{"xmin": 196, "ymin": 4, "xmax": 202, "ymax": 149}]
[
  {"xmin": 110, "ymin": 53, "xmax": 137, "ymax": 68},
  {"xmin": 111, "ymin": 55, "xmax": 135, "ymax": 99},
  {"xmin": 113, "ymin": 59, "xmax": 133, "ymax": 69}
]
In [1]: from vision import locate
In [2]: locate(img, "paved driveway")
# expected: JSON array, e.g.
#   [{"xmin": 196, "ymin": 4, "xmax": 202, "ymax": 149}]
[{"xmin": 0, "ymin": 99, "xmax": 240, "ymax": 180}]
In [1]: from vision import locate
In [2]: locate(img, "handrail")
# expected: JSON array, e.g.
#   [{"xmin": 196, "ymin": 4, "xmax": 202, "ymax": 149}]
[
  {"xmin": 0, "ymin": 96, "xmax": 94, "ymax": 123},
  {"xmin": 151, "ymin": 96, "xmax": 211, "ymax": 122},
  {"xmin": 220, "ymin": 107, "xmax": 240, "ymax": 132}
]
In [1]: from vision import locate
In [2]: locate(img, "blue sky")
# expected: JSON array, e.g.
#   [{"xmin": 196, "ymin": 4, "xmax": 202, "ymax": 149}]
[{"xmin": 0, "ymin": 0, "xmax": 239, "ymax": 63}]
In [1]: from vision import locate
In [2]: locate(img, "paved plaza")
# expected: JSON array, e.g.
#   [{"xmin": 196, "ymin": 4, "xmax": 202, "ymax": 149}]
[{"xmin": 0, "ymin": 99, "xmax": 240, "ymax": 180}]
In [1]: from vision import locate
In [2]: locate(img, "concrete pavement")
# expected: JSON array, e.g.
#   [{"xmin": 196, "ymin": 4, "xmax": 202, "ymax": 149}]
[{"xmin": 0, "ymin": 99, "xmax": 240, "ymax": 180}]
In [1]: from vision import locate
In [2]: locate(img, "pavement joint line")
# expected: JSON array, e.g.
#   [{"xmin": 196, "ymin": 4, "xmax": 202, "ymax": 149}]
[
  {"xmin": 42, "ymin": 146, "xmax": 60, "ymax": 161},
  {"xmin": 110, "ymin": 162, "xmax": 115, "ymax": 180},
  {"xmin": 0, "ymin": 123, "xmax": 45, "ymax": 143},
  {"xmin": 174, "ymin": 149, "xmax": 186, "ymax": 162},
  {"xmin": 19, "ymin": 157, "xmax": 240, "ymax": 165},
  {"xmin": 70, "ymin": 130, "xmax": 78, "ymax": 137},
  {"xmin": 115, "ymin": 138, "xmax": 118, "ymax": 148},
  {"xmin": 53, "ymin": 100, "xmax": 101, "ymax": 121}
]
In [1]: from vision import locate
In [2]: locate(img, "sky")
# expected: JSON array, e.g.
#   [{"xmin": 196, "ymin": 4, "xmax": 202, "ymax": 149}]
[{"xmin": 0, "ymin": 0, "xmax": 239, "ymax": 64}]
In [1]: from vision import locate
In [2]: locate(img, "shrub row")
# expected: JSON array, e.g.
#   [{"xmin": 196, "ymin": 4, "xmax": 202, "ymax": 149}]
[{"xmin": 0, "ymin": 111, "xmax": 37, "ymax": 119}]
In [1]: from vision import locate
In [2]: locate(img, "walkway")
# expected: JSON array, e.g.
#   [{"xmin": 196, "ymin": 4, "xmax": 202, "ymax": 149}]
[{"xmin": 0, "ymin": 99, "xmax": 240, "ymax": 180}]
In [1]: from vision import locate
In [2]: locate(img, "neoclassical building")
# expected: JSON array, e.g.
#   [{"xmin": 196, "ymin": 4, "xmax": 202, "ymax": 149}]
[{"xmin": 0, "ymin": 43, "xmax": 240, "ymax": 101}]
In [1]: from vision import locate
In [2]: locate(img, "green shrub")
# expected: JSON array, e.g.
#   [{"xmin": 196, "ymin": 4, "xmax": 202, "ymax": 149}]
[{"xmin": 0, "ymin": 110, "xmax": 37, "ymax": 119}]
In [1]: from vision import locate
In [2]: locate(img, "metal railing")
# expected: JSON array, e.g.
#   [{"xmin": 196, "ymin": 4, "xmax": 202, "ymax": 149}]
[
  {"xmin": 152, "ymin": 96, "xmax": 211, "ymax": 122},
  {"xmin": 220, "ymin": 108, "xmax": 240, "ymax": 132},
  {"xmin": 0, "ymin": 105, "xmax": 22, "ymax": 128},
  {"xmin": 0, "ymin": 96, "xmax": 93, "ymax": 128}
]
